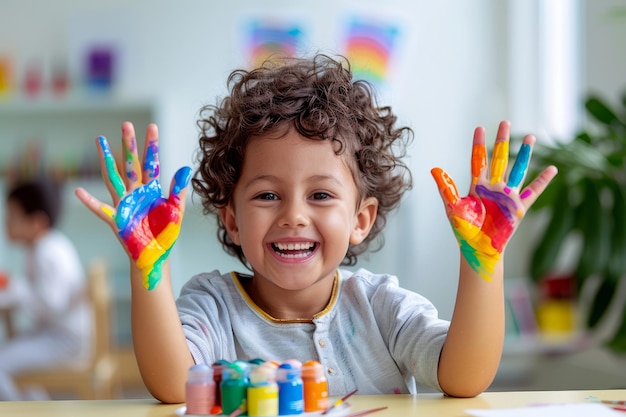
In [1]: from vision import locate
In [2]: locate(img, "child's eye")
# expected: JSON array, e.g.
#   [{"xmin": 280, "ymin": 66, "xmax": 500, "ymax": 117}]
[
  {"xmin": 256, "ymin": 192, "xmax": 278, "ymax": 201},
  {"xmin": 312, "ymin": 192, "xmax": 331, "ymax": 200}
]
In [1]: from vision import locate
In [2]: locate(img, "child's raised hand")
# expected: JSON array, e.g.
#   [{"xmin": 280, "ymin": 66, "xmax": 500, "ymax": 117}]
[
  {"xmin": 431, "ymin": 120, "xmax": 557, "ymax": 281},
  {"xmin": 75, "ymin": 122, "xmax": 192, "ymax": 290}
]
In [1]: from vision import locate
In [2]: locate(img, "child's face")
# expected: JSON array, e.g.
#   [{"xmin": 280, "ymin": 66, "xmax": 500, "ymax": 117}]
[
  {"xmin": 221, "ymin": 129, "xmax": 377, "ymax": 291},
  {"xmin": 4, "ymin": 200, "xmax": 38, "ymax": 244}
]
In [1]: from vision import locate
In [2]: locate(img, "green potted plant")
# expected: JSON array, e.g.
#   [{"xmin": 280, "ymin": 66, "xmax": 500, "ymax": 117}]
[{"xmin": 527, "ymin": 93, "xmax": 626, "ymax": 352}]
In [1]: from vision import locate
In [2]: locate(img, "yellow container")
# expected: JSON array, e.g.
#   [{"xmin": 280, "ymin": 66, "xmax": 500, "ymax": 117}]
[
  {"xmin": 536, "ymin": 299, "xmax": 576, "ymax": 335},
  {"xmin": 247, "ymin": 384, "xmax": 279, "ymax": 417}
]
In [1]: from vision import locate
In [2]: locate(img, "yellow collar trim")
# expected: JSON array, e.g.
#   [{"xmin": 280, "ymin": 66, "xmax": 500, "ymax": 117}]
[{"xmin": 231, "ymin": 271, "xmax": 340, "ymax": 323}]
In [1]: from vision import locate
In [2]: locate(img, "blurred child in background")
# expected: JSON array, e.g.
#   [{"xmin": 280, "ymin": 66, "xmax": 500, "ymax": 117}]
[{"xmin": 0, "ymin": 180, "xmax": 91, "ymax": 400}]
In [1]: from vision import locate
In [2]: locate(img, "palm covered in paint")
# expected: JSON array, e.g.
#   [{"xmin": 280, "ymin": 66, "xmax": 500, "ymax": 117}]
[
  {"xmin": 431, "ymin": 121, "xmax": 557, "ymax": 281},
  {"xmin": 75, "ymin": 122, "xmax": 191, "ymax": 290},
  {"xmin": 114, "ymin": 175, "xmax": 189, "ymax": 290}
]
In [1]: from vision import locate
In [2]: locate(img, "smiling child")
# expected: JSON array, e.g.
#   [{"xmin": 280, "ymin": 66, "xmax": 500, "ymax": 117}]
[{"xmin": 76, "ymin": 54, "xmax": 557, "ymax": 403}]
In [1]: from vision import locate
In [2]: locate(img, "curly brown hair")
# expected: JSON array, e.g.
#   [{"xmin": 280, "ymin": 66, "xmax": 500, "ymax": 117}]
[{"xmin": 192, "ymin": 54, "xmax": 413, "ymax": 268}]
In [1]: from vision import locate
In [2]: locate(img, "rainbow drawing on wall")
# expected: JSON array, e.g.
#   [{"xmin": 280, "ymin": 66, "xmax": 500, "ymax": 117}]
[
  {"xmin": 246, "ymin": 19, "xmax": 304, "ymax": 68},
  {"xmin": 343, "ymin": 17, "xmax": 400, "ymax": 85}
]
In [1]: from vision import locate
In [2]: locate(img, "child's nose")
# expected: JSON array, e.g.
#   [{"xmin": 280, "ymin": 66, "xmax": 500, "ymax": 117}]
[{"xmin": 278, "ymin": 199, "xmax": 310, "ymax": 228}]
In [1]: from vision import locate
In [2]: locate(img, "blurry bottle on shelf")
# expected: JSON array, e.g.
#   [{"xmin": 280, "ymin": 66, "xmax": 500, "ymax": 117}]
[
  {"xmin": 535, "ymin": 273, "xmax": 578, "ymax": 342},
  {"xmin": 51, "ymin": 58, "xmax": 70, "ymax": 99},
  {"xmin": 0, "ymin": 55, "xmax": 13, "ymax": 99},
  {"xmin": 85, "ymin": 46, "xmax": 115, "ymax": 94},
  {"xmin": 23, "ymin": 59, "xmax": 43, "ymax": 99}
]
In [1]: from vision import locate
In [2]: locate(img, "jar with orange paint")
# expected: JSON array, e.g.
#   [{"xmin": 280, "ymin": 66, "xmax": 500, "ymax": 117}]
[{"xmin": 302, "ymin": 360, "xmax": 328, "ymax": 412}]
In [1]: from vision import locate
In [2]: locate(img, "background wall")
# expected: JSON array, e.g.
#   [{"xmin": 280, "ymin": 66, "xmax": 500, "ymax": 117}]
[
  {"xmin": 1, "ymin": 0, "xmax": 626, "ymax": 390},
  {"xmin": 0, "ymin": 0, "xmax": 514, "ymax": 320}
]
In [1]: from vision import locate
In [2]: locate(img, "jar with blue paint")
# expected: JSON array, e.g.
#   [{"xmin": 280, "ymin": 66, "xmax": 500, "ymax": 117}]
[{"xmin": 276, "ymin": 362, "xmax": 304, "ymax": 415}]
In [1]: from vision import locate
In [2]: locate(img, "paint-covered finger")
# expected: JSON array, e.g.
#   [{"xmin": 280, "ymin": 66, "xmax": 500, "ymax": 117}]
[
  {"xmin": 506, "ymin": 134, "xmax": 535, "ymax": 189},
  {"xmin": 431, "ymin": 167, "xmax": 460, "ymax": 207},
  {"xmin": 122, "ymin": 122, "xmax": 142, "ymax": 189},
  {"xmin": 489, "ymin": 121, "xmax": 511, "ymax": 184},
  {"xmin": 98, "ymin": 135, "xmax": 126, "ymax": 199},
  {"xmin": 519, "ymin": 165, "xmax": 558, "ymax": 208},
  {"xmin": 471, "ymin": 126, "xmax": 487, "ymax": 185},
  {"xmin": 142, "ymin": 123, "xmax": 161, "ymax": 182},
  {"xmin": 74, "ymin": 187, "xmax": 117, "ymax": 225},
  {"xmin": 168, "ymin": 166, "xmax": 192, "ymax": 212}
]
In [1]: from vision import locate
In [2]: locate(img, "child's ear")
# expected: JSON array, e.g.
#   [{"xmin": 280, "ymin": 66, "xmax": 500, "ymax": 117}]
[
  {"xmin": 220, "ymin": 205, "xmax": 241, "ymax": 246},
  {"xmin": 350, "ymin": 197, "xmax": 378, "ymax": 245}
]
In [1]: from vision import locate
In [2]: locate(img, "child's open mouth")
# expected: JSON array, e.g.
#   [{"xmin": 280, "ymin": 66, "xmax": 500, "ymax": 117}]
[{"xmin": 271, "ymin": 242, "xmax": 317, "ymax": 259}]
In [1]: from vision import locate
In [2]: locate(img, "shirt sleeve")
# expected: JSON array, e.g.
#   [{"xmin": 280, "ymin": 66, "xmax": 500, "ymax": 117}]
[
  {"xmin": 370, "ymin": 274, "xmax": 450, "ymax": 392},
  {"xmin": 176, "ymin": 271, "xmax": 237, "ymax": 365}
]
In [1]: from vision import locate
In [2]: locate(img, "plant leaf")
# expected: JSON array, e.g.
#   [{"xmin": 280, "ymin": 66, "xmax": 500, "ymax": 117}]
[
  {"xmin": 585, "ymin": 96, "xmax": 621, "ymax": 126},
  {"xmin": 529, "ymin": 185, "xmax": 574, "ymax": 282},
  {"xmin": 575, "ymin": 131, "xmax": 592, "ymax": 145},
  {"xmin": 574, "ymin": 179, "xmax": 610, "ymax": 283},
  {"xmin": 586, "ymin": 278, "xmax": 617, "ymax": 328},
  {"xmin": 605, "ymin": 302, "xmax": 626, "ymax": 352},
  {"xmin": 533, "ymin": 140, "xmax": 610, "ymax": 177},
  {"xmin": 606, "ymin": 184, "xmax": 626, "ymax": 281}
]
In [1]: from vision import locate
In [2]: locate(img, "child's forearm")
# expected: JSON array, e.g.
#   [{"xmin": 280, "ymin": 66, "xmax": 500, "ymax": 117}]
[
  {"xmin": 129, "ymin": 261, "xmax": 194, "ymax": 403},
  {"xmin": 437, "ymin": 256, "xmax": 505, "ymax": 398}
]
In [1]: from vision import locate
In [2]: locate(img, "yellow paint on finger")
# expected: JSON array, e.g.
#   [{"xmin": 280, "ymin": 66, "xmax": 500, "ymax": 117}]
[
  {"xmin": 101, "ymin": 206, "xmax": 115, "ymax": 218},
  {"xmin": 490, "ymin": 141, "xmax": 509, "ymax": 184}
]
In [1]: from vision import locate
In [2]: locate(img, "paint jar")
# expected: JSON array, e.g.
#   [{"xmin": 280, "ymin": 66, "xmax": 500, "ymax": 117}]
[
  {"xmin": 536, "ymin": 274, "xmax": 578, "ymax": 340},
  {"xmin": 302, "ymin": 360, "xmax": 329, "ymax": 412},
  {"xmin": 0, "ymin": 55, "xmax": 13, "ymax": 97},
  {"xmin": 247, "ymin": 362, "xmax": 279, "ymax": 416},
  {"xmin": 249, "ymin": 358, "xmax": 265, "ymax": 366},
  {"xmin": 221, "ymin": 361, "xmax": 249, "ymax": 415},
  {"xmin": 212, "ymin": 359, "xmax": 230, "ymax": 407},
  {"xmin": 185, "ymin": 364, "xmax": 215, "ymax": 415},
  {"xmin": 277, "ymin": 362, "xmax": 304, "ymax": 415}
]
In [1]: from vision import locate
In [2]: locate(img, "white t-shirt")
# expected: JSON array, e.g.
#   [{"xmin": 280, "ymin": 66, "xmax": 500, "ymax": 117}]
[
  {"xmin": 177, "ymin": 268, "xmax": 450, "ymax": 395},
  {"xmin": 18, "ymin": 230, "xmax": 91, "ymax": 357}
]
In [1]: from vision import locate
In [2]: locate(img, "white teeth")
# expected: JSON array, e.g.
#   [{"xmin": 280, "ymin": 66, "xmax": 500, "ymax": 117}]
[
  {"xmin": 272, "ymin": 242, "xmax": 316, "ymax": 259},
  {"xmin": 274, "ymin": 242, "xmax": 314, "ymax": 251},
  {"xmin": 277, "ymin": 251, "xmax": 311, "ymax": 259}
]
